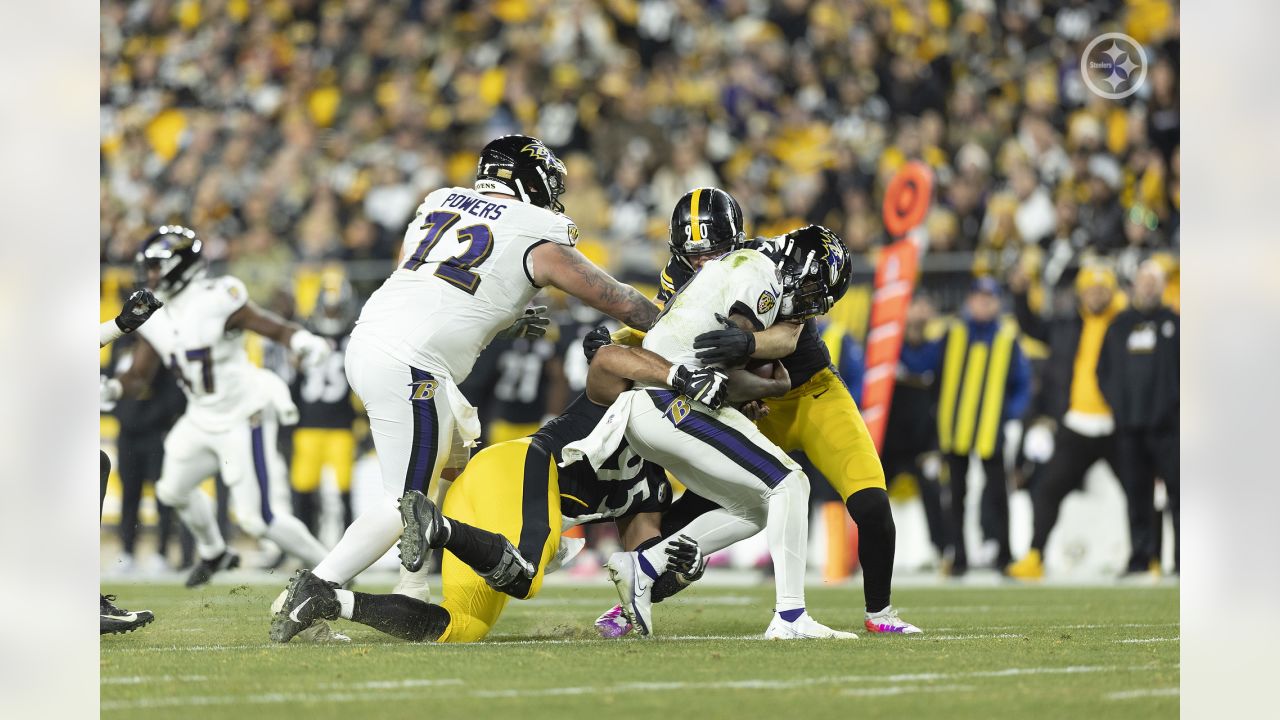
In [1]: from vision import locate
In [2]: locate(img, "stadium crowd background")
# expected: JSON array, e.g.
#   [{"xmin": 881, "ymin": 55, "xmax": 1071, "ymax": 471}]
[{"xmin": 99, "ymin": 0, "xmax": 1180, "ymax": 578}]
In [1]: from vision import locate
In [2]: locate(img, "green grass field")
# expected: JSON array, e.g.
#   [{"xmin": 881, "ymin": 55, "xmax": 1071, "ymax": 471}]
[{"xmin": 100, "ymin": 581, "xmax": 1178, "ymax": 719}]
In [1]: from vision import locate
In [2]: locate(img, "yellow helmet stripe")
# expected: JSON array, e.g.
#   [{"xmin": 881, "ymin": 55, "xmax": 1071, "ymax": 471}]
[{"xmin": 690, "ymin": 188, "xmax": 703, "ymax": 244}]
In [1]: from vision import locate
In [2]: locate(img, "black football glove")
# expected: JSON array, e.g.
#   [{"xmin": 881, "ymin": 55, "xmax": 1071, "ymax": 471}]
[
  {"xmin": 582, "ymin": 325, "xmax": 611, "ymax": 363},
  {"xmin": 692, "ymin": 313, "xmax": 756, "ymax": 365},
  {"xmin": 668, "ymin": 365, "xmax": 729, "ymax": 410},
  {"xmin": 664, "ymin": 534, "xmax": 705, "ymax": 580},
  {"xmin": 496, "ymin": 305, "xmax": 550, "ymax": 340},
  {"xmin": 115, "ymin": 289, "xmax": 163, "ymax": 333}
]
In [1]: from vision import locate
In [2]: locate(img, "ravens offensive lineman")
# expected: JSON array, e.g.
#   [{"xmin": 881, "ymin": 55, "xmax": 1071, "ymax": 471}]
[
  {"xmin": 271, "ymin": 135, "xmax": 661, "ymax": 613},
  {"xmin": 103, "ymin": 226, "xmax": 333, "ymax": 587},
  {"xmin": 648, "ymin": 189, "xmax": 920, "ymax": 635}
]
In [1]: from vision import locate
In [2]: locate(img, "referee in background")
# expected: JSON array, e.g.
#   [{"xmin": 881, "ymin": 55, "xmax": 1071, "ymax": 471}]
[{"xmin": 1098, "ymin": 260, "xmax": 1180, "ymax": 574}]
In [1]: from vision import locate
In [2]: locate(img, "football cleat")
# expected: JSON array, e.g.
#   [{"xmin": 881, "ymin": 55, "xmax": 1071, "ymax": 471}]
[
  {"xmin": 864, "ymin": 606, "xmax": 922, "ymax": 634},
  {"xmin": 270, "ymin": 569, "xmax": 341, "ymax": 644},
  {"xmin": 604, "ymin": 552, "xmax": 653, "ymax": 637},
  {"xmin": 100, "ymin": 594, "xmax": 155, "ymax": 635},
  {"xmin": 184, "ymin": 550, "xmax": 240, "ymax": 588},
  {"xmin": 398, "ymin": 490, "xmax": 449, "ymax": 573},
  {"xmin": 1007, "ymin": 549, "xmax": 1045, "ymax": 581},
  {"xmin": 764, "ymin": 612, "xmax": 858, "ymax": 640},
  {"xmin": 594, "ymin": 604, "xmax": 633, "ymax": 639}
]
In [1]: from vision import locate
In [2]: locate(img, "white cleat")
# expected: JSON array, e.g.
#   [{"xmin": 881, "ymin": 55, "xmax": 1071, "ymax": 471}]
[
  {"xmin": 764, "ymin": 612, "xmax": 859, "ymax": 640},
  {"xmin": 604, "ymin": 551, "xmax": 653, "ymax": 637},
  {"xmin": 864, "ymin": 605, "xmax": 922, "ymax": 635}
]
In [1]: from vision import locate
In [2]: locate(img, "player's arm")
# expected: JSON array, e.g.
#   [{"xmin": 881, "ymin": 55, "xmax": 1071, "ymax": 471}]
[
  {"xmin": 101, "ymin": 289, "xmax": 164, "ymax": 347},
  {"xmin": 615, "ymin": 511, "xmax": 662, "ymax": 552},
  {"xmin": 586, "ymin": 343, "xmax": 728, "ymax": 409},
  {"xmin": 225, "ymin": 302, "xmax": 331, "ymax": 367},
  {"xmin": 693, "ymin": 312, "xmax": 803, "ymax": 365},
  {"xmin": 750, "ymin": 320, "xmax": 804, "ymax": 359},
  {"xmin": 724, "ymin": 362, "xmax": 791, "ymax": 404},
  {"xmin": 107, "ymin": 336, "xmax": 161, "ymax": 400},
  {"xmin": 530, "ymin": 243, "xmax": 659, "ymax": 331}
]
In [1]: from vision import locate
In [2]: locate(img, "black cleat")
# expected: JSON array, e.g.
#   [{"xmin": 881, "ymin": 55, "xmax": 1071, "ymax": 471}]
[
  {"xmin": 100, "ymin": 594, "xmax": 155, "ymax": 635},
  {"xmin": 270, "ymin": 569, "xmax": 341, "ymax": 643},
  {"xmin": 398, "ymin": 490, "xmax": 449, "ymax": 572},
  {"xmin": 184, "ymin": 550, "xmax": 241, "ymax": 588}
]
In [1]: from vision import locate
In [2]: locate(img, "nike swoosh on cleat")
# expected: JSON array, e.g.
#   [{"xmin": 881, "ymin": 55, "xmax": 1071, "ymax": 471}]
[{"xmin": 288, "ymin": 597, "xmax": 313, "ymax": 623}]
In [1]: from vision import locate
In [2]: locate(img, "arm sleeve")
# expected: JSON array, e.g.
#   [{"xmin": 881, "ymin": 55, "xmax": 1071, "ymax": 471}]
[
  {"xmin": 100, "ymin": 320, "xmax": 124, "ymax": 348},
  {"xmin": 1095, "ymin": 320, "xmax": 1121, "ymax": 409}
]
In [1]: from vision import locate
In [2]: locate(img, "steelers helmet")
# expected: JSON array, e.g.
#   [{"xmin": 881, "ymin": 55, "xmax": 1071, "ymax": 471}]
[
  {"xmin": 308, "ymin": 271, "xmax": 358, "ymax": 337},
  {"xmin": 134, "ymin": 225, "xmax": 204, "ymax": 301},
  {"xmin": 668, "ymin": 187, "xmax": 745, "ymax": 269},
  {"xmin": 757, "ymin": 225, "xmax": 851, "ymax": 321},
  {"xmin": 474, "ymin": 135, "xmax": 568, "ymax": 213}
]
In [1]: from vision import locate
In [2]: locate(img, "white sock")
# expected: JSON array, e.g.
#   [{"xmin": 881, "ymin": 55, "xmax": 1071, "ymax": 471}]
[
  {"xmin": 766, "ymin": 473, "xmax": 810, "ymax": 613},
  {"xmin": 313, "ymin": 498, "xmax": 402, "ymax": 585},
  {"xmin": 334, "ymin": 589, "xmax": 355, "ymax": 620},
  {"xmin": 265, "ymin": 515, "xmax": 329, "ymax": 566},
  {"xmin": 173, "ymin": 488, "xmax": 227, "ymax": 560},
  {"xmin": 392, "ymin": 558, "xmax": 433, "ymax": 602},
  {"xmin": 643, "ymin": 507, "xmax": 765, "ymax": 576}
]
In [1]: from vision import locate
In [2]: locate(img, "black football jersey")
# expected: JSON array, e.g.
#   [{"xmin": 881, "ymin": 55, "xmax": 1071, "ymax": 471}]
[
  {"xmin": 657, "ymin": 256, "xmax": 831, "ymax": 390},
  {"xmin": 292, "ymin": 335, "xmax": 357, "ymax": 429},
  {"xmin": 532, "ymin": 393, "xmax": 672, "ymax": 526}
]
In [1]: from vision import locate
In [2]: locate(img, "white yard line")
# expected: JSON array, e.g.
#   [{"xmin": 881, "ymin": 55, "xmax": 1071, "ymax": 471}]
[
  {"xmin": 100, "ymin": 675, "xmax": 208, "ymax": 685},
  {"xmin": 1115, "ymin": 637, "xmax": 1179, "ymax": 643},
  {"xmin": 102, "ymin": 664, "xmax": 1177, "ymax": 711},
  {"xmin": 1106, "ymin": 688, "xmax": 1179, "ymax": 700},
  {"xmin": 841, "ymin": 684, "xmax": 973, "ymax": 697}
]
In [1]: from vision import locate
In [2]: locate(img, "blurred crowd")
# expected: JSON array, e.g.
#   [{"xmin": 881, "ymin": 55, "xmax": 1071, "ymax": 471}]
[
  {"xmin": 101, "ymin": 0, "xmax": 1180, "ymax": 578},
  {"xmin": 102, "ymin": 0, "xmax": 1179, "ymax": 299}
]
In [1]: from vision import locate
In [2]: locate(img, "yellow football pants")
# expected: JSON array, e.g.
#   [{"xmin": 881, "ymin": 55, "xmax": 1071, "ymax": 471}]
[
  {"xmin": 290, "ymin": 428, "xmax": 355, "ymax": 493},
  {"xmin": 486, "ymin": 419, "xmax": 542, "ymax": 445},
  {"xmin": 436, "ymin": 438, "xmax": 562, "ymax": 643},
  {"xmin": 756, "ymin": 367, "xmax": 886, "ymax": 501}
]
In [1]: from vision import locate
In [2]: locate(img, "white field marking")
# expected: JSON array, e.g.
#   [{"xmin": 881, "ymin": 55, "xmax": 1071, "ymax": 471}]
[
  {"xmin": 1106, "ymin": 688, "xmax": 1179, "ymax": 700},
  {"xmin": 927, "ymin": 622, "xmax": 1179, "ymax": 633},
  {"xmin": 925, "ymin": 633, "xmax": 1024, "ymax": 640},
  {"xmin": 841, "ymin": 684, "xmax": 973, "ymax": 697},
  {"xmin": 1116, "ymin": 637, "xmax": 1179, "ymax": 643},
  {"xmin": 101, "ymin": 675, "xmax": 208, "ymax": 685},
  {"xmin": 516, "ymin": 595, "xmax": 753, "ymax": 608},
  {"xmin": 101, "ymin": 690, "xmax": 427, "ymax": 711},
  {"xmin": 323, "ymin": 679, "xmax": 464, "ymax": 690}
]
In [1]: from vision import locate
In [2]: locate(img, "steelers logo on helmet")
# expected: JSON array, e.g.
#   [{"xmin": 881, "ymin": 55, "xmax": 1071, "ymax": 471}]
[{"xmin": 669, "ymin": 187, "xmax": 746, "ymax": 269}]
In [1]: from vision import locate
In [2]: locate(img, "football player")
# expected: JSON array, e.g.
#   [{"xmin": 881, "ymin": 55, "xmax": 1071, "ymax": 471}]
[
  {"xmin": 274, "ymin": 135, "xmax": 661, "ymax": 611},
  {"xmin": 643, "ymin": 189, "xmax": 920, "ymax": 635},
  {"xmin": 269, "ymin": 335, "xmax": 745, "ymax": 643},
  {"xmin": 100, "ymin": 288, "xmax": 164, "ymax": 634},
  {"xmin": 289, "ymin": 275, "xmax": 360, "ymax": 535},
  {"xmin": 103, "ymin": 225, "xmax": 333, "ymax": 587},
  {"xmin": 563, "ymin": 204, "xmax": 858, "ymax": 639}
]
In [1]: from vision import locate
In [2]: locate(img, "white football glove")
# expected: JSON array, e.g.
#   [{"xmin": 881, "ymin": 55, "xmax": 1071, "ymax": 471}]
[
  {"xmin": 667, "ymin": 365, "xmax": 729, "ymax": 410},
  {"xmin": 100, "ymin": 377, "xmax": 122, "ymax": 412},
  {"xmin": 289, "ymin": 329, "xmax": 332, "ymax": 371}
]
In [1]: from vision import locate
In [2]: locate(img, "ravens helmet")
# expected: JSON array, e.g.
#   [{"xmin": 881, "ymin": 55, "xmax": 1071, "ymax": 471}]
[
  {"xmin": 474, "ymin": 135, "xmax": 568, "ymax": 213},
  {"xmin": 135, "ymin": 225, "xmax": 204, "ymax": 301},
  {"xmin": 757, "ymin": 225, "xmax": 851, "ymax": 321},
  {"xmin": 669, "ymin": 187, "xmax": 745, "ymax": 269}
]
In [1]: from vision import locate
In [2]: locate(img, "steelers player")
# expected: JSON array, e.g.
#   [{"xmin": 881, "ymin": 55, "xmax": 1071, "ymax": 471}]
[
  {"xmin": 651, "ymin": 188, "xmax": 920, "ymax": 634},
  {"xmin": 270, "ymin": 336, "xmax": 745, "ymax": 644},
  {"xmin": 289, "ymin": 275, "xmax": 360, "ymax": 535}
]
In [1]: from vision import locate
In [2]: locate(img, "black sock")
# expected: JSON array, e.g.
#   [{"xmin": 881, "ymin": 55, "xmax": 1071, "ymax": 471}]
[
  {"xmin": 442, "ymin": 517, "xmax": 506, "ymax": 574},
  {"xmin": 293, "ymin": 491, "xmax": 319, "ymax": 536},
  {"xmin": 100, "ymin": 451, "xmax": 111, "ymax": 515},
  {"xmin": 340, "ymin": 491, "xmax": 354, "ymax": 529},
  {"xmin": 846, "ymin": 488, "xmax": 895, "ymax": 613},
  {"xmin": 351, "ymin": 591, "xmax": 451, "ymax": 641}
]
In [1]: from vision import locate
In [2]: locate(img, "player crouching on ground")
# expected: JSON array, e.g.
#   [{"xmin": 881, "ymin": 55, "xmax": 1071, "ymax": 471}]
[
  {"xmin": 563, "ymin": 212, "xmax": 860, "ymax": 639},
  {"xmin": 270, "ymin": 331, "xmax": 785, "ymax": 643}
]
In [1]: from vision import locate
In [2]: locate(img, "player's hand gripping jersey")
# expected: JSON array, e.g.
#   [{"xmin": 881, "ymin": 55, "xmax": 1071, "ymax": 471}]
[
  {"xmin": 352, "ymin": 187, "xmax": 578, "ymax": 381},
  {"xmin": 136, "ymin": 275, "xmax": 292, "ymax": 431}
]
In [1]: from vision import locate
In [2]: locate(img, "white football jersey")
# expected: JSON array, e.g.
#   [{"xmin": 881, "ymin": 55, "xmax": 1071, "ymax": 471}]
[
  {"xmin": 352, "ymin": 186, "xmax": 578, "ymax": 380},
  {"xmin": 137, "ymin": 275, "xmax": 271, "ymax": 430},
  {"xmin": 642, "ymin": 248, "xmax": 783, "ymax": 370}
]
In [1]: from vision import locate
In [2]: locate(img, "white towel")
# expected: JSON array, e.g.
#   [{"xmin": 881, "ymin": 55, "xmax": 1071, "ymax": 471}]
[
  {"xmin": 440, "ymin": 375, "xmax": 481, "ymax": 448},
  {"xmin": 560, "ymin": 390, "xmax": 637, "ymax": 470}
]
